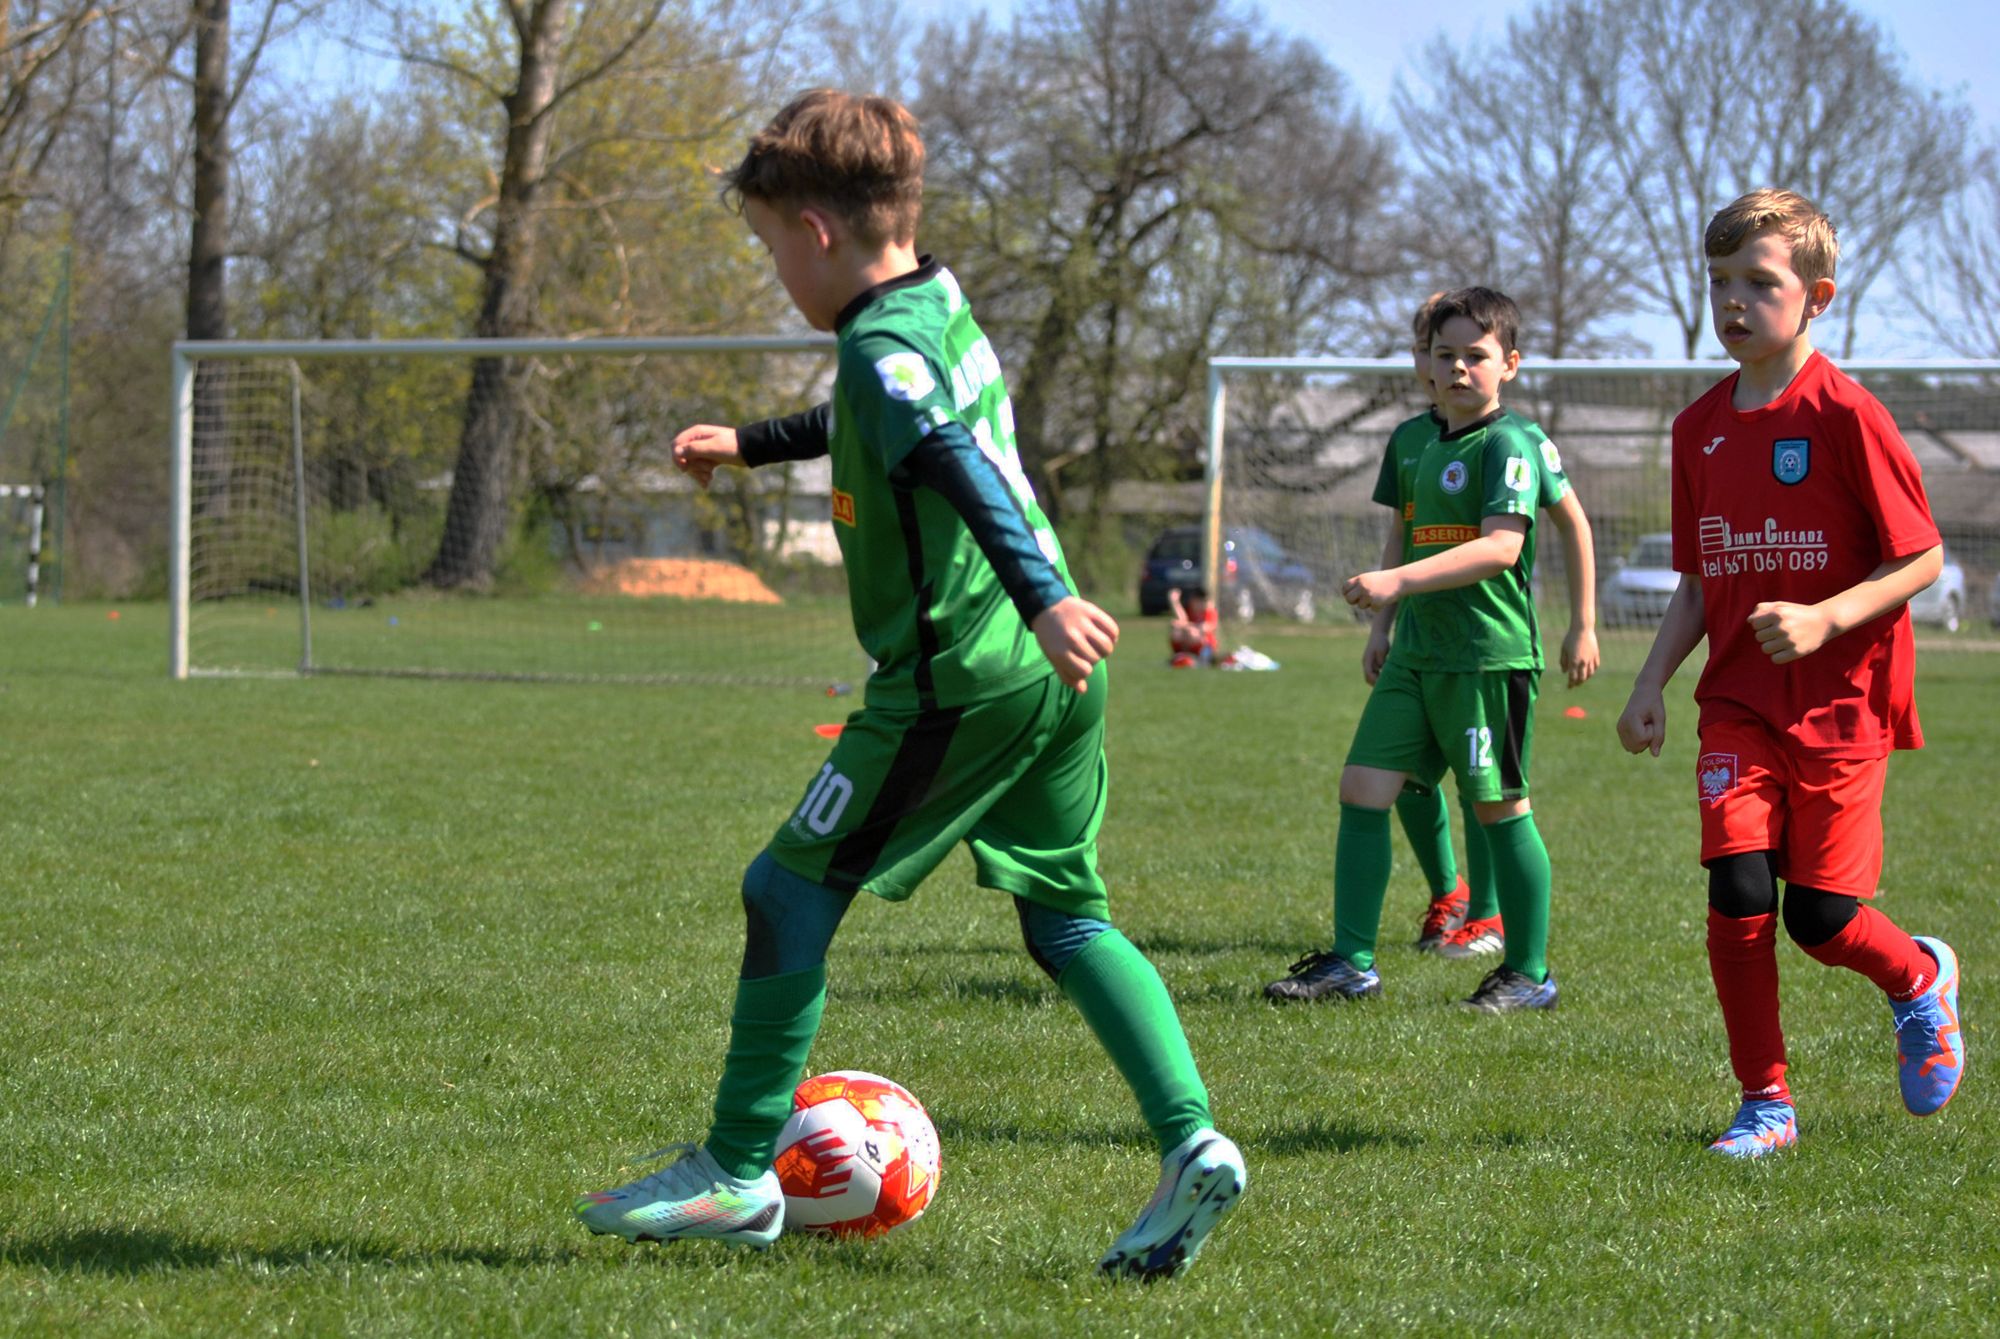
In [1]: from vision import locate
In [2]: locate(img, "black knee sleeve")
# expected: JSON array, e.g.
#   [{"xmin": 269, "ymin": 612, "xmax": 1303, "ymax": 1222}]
[
  {"xmin": 1782, "ymin": 885, "xmax": 1859, "ymax": 948},
  {"xmin": 1707, "ymin": 851, "xmax": 1780, "ymax": 919}
]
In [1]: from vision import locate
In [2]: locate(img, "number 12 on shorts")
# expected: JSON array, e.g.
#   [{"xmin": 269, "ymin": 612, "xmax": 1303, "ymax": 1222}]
[
  {"xmin": 1466, "ymin": 726, "xmax": 1493, "ymax": 773},
  {"xmin": 796, "ymin": 763, "xmax": 855, "ymax": 836}
]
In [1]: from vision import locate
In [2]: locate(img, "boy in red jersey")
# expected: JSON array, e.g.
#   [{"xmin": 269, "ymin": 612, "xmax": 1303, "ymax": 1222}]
[
  {"xmin": 1617, "ymin": 189, "xmax": 1964, "ymax": 1157},
  {"xmin": 1166, "ymin": 585, "xmax": 1219, "ymax": 666}
]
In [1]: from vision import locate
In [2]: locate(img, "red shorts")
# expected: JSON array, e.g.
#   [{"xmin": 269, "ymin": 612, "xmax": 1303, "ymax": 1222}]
[{"xmin": 1695, "ymin": 718, "xmax": 1887, "ymax": 897}]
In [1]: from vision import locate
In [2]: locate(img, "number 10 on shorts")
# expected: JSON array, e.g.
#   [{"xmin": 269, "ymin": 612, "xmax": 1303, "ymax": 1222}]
[
  {"xmin": 1466, "ymin": 726, "xmax": 1493, "ymax": 773},
  {"xmin": 795, "ymin": 763, "xmax": 855, "ymax": 836}
]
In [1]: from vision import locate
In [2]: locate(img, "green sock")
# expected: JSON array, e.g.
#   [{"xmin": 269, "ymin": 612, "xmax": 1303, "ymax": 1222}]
[
  {"xmin": 1483, "ymin": 812, "xmax": 1551, "ymax": 982},
  {"xmin": 1058, "ymin": 930, "xmax": 1212, "ymax": 1155},
  {"xmin": 1330, "ymin": 803, "xmax": 1394, "ymax": 971},
  {"xmin": 1395, "ymin": 784, "xmax": 1457, "ymax": 896},
  {"xmin": 706, "ymin": 964, "xmax": 826, "ymax": 1179},
  {"xmin": 1461, "ymin": 793, "xmax": 1500, "ymax": 922}
]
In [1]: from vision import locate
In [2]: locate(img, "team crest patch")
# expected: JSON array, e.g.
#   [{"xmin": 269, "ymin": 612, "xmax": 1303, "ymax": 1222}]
[
  {"xmin": 1772, "ymin": 438, "xmax": 1810, "ymax": 485},
  {"xmin": 1440, "ymin": 460, "xmax": 1469, "ymax": 494},
  {"xmin": 1697, "ymin": 752, "xmax": 1738, "ymax": 805},
  {"xmin": 831, "ymin": 488, "xmax": 856, "ymax": 526},
  {"xmin": 874, "ymin": 352, "xmax": 936, "ymax": 402},
  {"xmin": 1541, "ymin": 440, "xmax": 1563, "ymax": 473}
]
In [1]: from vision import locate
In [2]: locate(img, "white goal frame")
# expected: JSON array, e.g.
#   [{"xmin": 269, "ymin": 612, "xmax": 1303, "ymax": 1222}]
[{"xmin": 168, "ymin": 334, "xmax": 835, "ymax": 680}]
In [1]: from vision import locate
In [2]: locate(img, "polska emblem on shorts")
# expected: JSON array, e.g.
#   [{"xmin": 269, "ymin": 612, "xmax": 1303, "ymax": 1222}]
[
  {"xmin": 1772, "ymin": 438, "xmax": 1810, "ymax": 485},
  {"xmin": 1697, "ymin": 752, "xmax": 1737, "ymax": 805},
  {"xmin": 1440, "ymin": 460, "xmax": 1468, "ymax": 494}
]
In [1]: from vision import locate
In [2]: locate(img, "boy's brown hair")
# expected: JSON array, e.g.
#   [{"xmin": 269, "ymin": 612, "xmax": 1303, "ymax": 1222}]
[
  {"xmin": 1704, "ymin": 188, "xmax": 1839, "ymax": 287},
  {"xmin": 722, "ymin": 89, "xmax": 925, "ymax": 245},
  {"xmin": 1426, "ymin": 286, "xmax": 1522, "ymax": 356},
  {"xmin": 1410, "ymin": 290, "xmax": 1446, "ymax": 349}
]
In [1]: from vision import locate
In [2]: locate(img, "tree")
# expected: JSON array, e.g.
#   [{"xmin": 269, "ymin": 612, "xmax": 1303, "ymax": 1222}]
[
  {"xmin": 373, "ymin": 0, "xmax": 800, "ymax": 589},
  {"xmin": 1909, "ymin": 137, "xmax": 2000, "ymax": 359},
  {"xmin": 1576, "ymin": 0, "xmax": 1970, "ymax": 357},
  {"xmin": 915, "ymin": 0, "xmax": 1398, "ymax": 578},
  {"xmin": 1394, "ymin": 4, "xmax": 1635, "ymax": 357}
]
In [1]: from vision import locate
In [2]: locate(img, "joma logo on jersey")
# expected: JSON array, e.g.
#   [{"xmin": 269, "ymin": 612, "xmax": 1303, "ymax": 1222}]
[
  {"xmin": 1412, "ymin": 524, "xmax": 1479, "ymax": 546},
  {"xmin": 831, "ymin": 488, "xmax": 856, "ymax": 526},
  {"xmin": 1697, "ymin": 752, "xmax": 1738, "ymax": 804}
]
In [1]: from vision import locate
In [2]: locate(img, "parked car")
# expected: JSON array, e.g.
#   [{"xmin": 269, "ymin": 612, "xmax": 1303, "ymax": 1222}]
[
  {"xmin": 1906, "ymin": 545, "xmax": 1966, "ymax": 632},
  {"xmin": 1601, "ymin": 533, "xmax": 1680, "ymax": 624},
  {"xmin": 1138, "ymin": 525, "xmax": 1316, "ymax": 623}
]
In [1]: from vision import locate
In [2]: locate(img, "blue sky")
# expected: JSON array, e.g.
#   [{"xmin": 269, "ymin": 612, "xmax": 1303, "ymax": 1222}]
[{"xmin": 898, "ymin": 0, "xmax": 1996, "ymax": 135}]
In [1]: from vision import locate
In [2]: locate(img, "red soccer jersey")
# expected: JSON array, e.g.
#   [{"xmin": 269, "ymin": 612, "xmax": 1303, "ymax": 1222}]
[{"xmin": 1671, "ymin": 352, "xmax": 1939, "ymax": 759}]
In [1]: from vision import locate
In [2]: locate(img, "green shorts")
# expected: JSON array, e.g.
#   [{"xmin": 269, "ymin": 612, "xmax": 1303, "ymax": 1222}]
[
  {"xmin": 1346, "ymin": 659, "xmax": 1538, "ymax": 803},
  {"xmin": 766, "ymin": 668, "xmax": 1110, "ymax": 920}
]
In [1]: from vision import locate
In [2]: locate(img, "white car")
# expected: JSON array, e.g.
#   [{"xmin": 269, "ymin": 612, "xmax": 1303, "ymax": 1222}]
[
  {"xmin": 1602, "ymin": 533, "xmax": 1680, "ymax": 624},
  {"xmin": 1907, "ymin": 546, "xmax": 1966, "ymax": 632}
]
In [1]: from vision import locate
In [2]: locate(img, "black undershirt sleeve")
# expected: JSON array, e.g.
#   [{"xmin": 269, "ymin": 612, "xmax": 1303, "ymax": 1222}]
[
  {"xmin": 737, "ymin": 403, "xmax": 831, "ymax": 466},
  {"xmin": 894, "ymin": 421, "xmax": 1072, "ymax": 625}
]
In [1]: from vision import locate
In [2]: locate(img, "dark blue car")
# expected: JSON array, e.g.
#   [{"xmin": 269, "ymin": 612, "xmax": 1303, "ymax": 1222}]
[{"xmin": 1138, "ymin": 525, "xmax": 1316, "ymax": 623}]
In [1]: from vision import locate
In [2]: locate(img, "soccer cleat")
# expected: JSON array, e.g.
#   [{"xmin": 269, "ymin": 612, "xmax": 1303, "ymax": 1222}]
[
  {"xmin": 1461, "ymin": 965, "xmax": 1558, "ymax": 1014},
  {"xmin": 1437, "ymin": 915, "xmax": 1504, "ymax": 959},
  {"xmin": 1264, "ymin": 950, "xmax": 1381, "ymax": 1003},
  {"xmin": 1708, "ymin": 1097, "xmax": 1798, "ymax": 1159},
  {"xmin": 1890, "ymin": 936, "xmax": 1965, "ymax": 1117},
  {"xmin": 1098, "ymin": 1129, "xmax": 1246, "ymax": 1281},
  {"xmin": 574, "ymin": 1143, "xmax": 784, "ymax": 1248},
  {"xmin": 1414, "ymin": 879, "xmax": 1471, "ymax": 952}
]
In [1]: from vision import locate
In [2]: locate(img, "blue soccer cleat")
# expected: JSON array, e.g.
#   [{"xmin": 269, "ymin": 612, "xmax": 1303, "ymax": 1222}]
[
  {"xmin": 1891, "ymin": 936, "xmax": 1965, "ymax": 1117},
  {"xmin": 574, "ymin": 1143, "xmax": 784, "ymax": 1248},
  {"xmin": 1708, "ymin": 1097, "xmax": 1798, "ymax": 1159},
  {"xmin": 1098, "ymin": 1129, "xmax": 1246, "ymax": 1281},
  {"xmin": 1461, "ymin": 965, "xmax": 1558, "ymax": 1014},
  {"xmin": 1264, "ymin": 951, "xmax": 1381, "ymax": 1002}
]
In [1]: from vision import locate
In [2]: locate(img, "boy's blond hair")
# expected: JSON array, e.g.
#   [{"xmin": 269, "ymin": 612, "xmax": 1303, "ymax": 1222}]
[
  {"xmin": 1704, "ymin": 188, "xmax": 1839, "ymax": 287},
  {"xmin": 722, "ymin": 89, "xmax": 925, "ymax": 246}
]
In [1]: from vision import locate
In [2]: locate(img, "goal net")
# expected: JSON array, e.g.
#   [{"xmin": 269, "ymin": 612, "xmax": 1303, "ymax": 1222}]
[
  {"xmin": 170, "ymin": 336, "xmax": 868, "ymax": 683},
  {"xmin": 1201, "ymin": 357, "xmax": 2000, "ymax": 638}
]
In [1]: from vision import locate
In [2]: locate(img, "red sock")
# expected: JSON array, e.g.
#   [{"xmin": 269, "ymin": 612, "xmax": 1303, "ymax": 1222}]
[
  {"xmin": 1707, "ymin": 909, "xmax": 1789, "ymax": 1102},
  {"xmin": 1799, "ymin": 903, "xmax": 1932, "ymax": 1000}
]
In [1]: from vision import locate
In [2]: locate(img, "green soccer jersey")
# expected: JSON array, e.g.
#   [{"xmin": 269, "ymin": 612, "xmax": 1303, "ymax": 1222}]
[
  {"xmin": 1387, "ymin": 409, "xmax": 1547, "ymax": 672},
  {"xmin": 829, "ymin": 261, "xmax": 1072, "ymax": 709},
  {"xmin": 1372, "ymin": 407, "xmax": 1570, "ymax": 668}
]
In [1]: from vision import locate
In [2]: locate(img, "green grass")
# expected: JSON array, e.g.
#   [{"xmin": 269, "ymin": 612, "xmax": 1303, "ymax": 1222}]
[{"xmin": 1, "ymin": 604, "xmax": 1996, "ymax": 1335}]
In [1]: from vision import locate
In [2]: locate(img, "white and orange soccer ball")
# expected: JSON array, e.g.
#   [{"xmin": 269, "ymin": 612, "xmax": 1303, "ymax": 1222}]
[{"xmin": 773, "ymin": 1070, "xmax": 941, "ymax": 1237}]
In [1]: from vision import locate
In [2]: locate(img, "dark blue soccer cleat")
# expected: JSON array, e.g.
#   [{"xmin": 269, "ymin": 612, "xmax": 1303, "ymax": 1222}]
[
  {"xmin": 1461, "ymin": 965, "xmax": 1558, "ymax": 1014},
  {"xmin": 1264, "ymin": 951, "xmax": 1381, "ymax": 1003},
  {"xmin": 1891, "ymin": 936, "xmax": 1964, "ymax": 1117}
]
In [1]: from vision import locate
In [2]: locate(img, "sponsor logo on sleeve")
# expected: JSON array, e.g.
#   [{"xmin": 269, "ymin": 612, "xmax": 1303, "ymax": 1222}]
[
  {"xmin": 1540, "ymin": 440, "xmax": 1563, "ymax": 473},
  {"xmin": 1505, "ymin": 457, "xmax": 1532, "ymax": 492},
  {"xmin": 1697, "ymin": 752, "xmax": 1738, "ymax": 805},
  {"xmin": 1772, "ymin": 438, "xmax": 1810, "ymax": 485},
  {"xmin": 831, "ymin": 488, "xmax": 856, "ymax": 527},
  {"xmin": 874, "ymin": 352, "xmax": 936, "ymax": 403}
]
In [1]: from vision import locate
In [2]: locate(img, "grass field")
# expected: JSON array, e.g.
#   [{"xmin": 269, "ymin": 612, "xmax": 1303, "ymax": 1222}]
[{"xmin": 2, "ymin": 603, "xmax": 1995, "ymax": 1335}]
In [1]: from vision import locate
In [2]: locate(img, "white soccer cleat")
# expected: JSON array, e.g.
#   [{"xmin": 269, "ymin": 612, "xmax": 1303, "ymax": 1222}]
[
  {"xmin": 574, "ymin": 1143, "xmax": 784, "ymax": 1248},
  {"xmin": 1097, "ymin": 1129, "xmax": 1246, "ymax": 1281}
]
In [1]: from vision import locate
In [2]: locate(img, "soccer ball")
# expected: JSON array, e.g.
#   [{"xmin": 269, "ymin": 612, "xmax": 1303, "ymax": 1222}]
[{"xmin": 773, "ymin": 1070, "xmax": 941, "ymax": 1237}]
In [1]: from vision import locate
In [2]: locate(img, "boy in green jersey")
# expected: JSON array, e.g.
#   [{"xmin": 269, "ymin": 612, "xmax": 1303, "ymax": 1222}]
[
  {"xmin": 1375, "ymin": 295, "xmax": 1599, "ymax": 960},
  {"xmin": 574, "ymin": 90, "xmax": 1243, "ymax": 1279},
  {"xmin": 1268, "ymin": 286, "xmax": 1561, "ymax": 1013}
]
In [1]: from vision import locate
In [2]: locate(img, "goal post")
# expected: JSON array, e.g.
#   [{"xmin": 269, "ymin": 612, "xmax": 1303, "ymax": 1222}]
[
  {"xmin": 169, "ymin": 334, "xmax": 858, "ymax": 683},
  {"xmin": 1203, "ymin": 356, "xmax": 2000, "ymax": 637}
]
